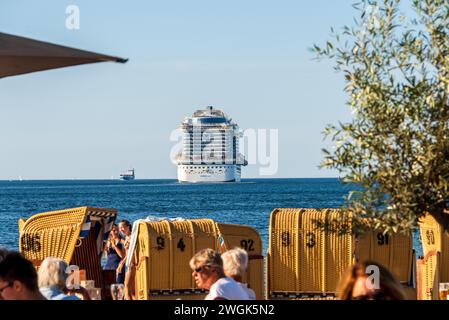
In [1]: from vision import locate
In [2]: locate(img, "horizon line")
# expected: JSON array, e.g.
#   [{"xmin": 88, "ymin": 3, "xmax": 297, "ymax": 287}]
[{"xmin": 0, "ymin": 177, "xmax": 341, "ymax": 182}]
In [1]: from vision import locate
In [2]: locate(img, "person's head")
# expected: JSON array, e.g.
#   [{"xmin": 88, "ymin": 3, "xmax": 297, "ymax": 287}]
[
  {"xmin": 38, "ymin": 257, "xmax": 69, "ymax": 290},
  {"xmin": 189, "ymin": 249, "xmax": 225, "ymax": 290},
  {"xmin": 109, "ymin": 224, "xmax": 120, "ymax": 240},
  {"xmin": 337, "ymin": 260, "xmax": 407, "ymax": 300},
  {"xmin": 221, "ymin": 248, "xmax": 248, "ymax": 283},
  {"xmin": 0, "ymin": 252, "xmax": 42, "ymax": 300},
  {"xmin": 119, "ymin": 220, "xmax": 132, "ymax": 237}
]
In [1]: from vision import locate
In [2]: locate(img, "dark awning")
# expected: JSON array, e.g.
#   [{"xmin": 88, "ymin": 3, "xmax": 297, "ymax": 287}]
[{"xmin": 0, "ymin": 32, "xmax": 127, "ymax": 78}]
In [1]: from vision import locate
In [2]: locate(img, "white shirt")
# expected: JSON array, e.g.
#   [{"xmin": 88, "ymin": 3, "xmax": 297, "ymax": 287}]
[
  {"xmin": 205, "ymin": 277, "xmax": 250, "ymax": 300},
  {"xmin": 40, "ymin": 286, "xmax": 80, "ymax": 300},
  {"xmin": 239, "ymin": 283, "xmax": 256, "ymax": 300}
]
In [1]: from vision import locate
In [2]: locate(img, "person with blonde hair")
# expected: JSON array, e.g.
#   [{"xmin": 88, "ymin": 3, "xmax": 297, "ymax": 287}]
[
  {"xmin": 38, "ymin": 257, "xmax": 90, "ymax": 300},
  {"xmin": 189, "ymin": 248, "xmax": 249, "ymax": 300},
  {"xmin": 337, "ymin": 260, "xmax": 407, "ymax": 300},
  {"xmin": 221, "ymin": 248, "xmax": 256, "ymax": 300}
]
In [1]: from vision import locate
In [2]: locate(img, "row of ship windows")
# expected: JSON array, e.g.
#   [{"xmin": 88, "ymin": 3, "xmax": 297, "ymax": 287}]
[
  {"xmin": 182, "ymin": 134, "xmax": 236, "ymax": 137},
  {"xmin": 182, "ymin": 145, "xmax": 236, "ymax": 148},
  {"xmin": 183, "ymin": 148, "xmax": 234, "ymax": 153},
  {"xmin": 182, "ymin": 144, "xmax": 234, "ymax": 146},
  {"xmin": 182, "ymin": 139, "xmax": 235, "ymax": 141},
  {"xmin": 182, "ymin": 134, "xmax": 236, "ymax": 136},
  {"xmin": 182, "ymin": 148, "xmax": 235, "ymax": 151},
  {"xmin": 183, "ymin": 143, "xmax": 237, "ymax": 146},
  {"xmin": 181, "ymin": 166, "xmax": 231, "ymax": 169},
  {"xmin": 182, "ymin": 137, "xmax": 234, "ymax": 139},
  {"xmin": 183, "ymin": 149, "xmax": 234, "ymax": 152},
  {"xmin": 182, "ymin": 132, "xmax": 233, "ymax": 134},
  {"xmin": 182, "ymin": 137, "xmax": 237, "ymax": 139},
  {"xmin": 182, "ymin": 126, "xmax": 237, "ymax": 133},
  {"xmin": 182, "ymin": 141, "xmax": 236, "ymax": 144},
  {"xmin": 182, "ymin": 134, "xmax": 234, "ymax": 138}
]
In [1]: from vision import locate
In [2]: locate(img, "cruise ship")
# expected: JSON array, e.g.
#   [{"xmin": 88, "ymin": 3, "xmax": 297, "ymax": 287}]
[{"xmin": 176, "ymin": 106, "xmax": 247, "ymax": 183}]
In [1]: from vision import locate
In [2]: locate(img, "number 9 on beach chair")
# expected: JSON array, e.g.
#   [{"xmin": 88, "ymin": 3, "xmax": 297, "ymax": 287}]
[
  {"xmin": 128, "ymin": 218, "xmax": 263, "ymax": 300},
  {"xmin": 18, "ymin": 206, "xmax": 117, "ymax": 300},
  {"xmin": 266, "ymin": 208, "xmax": 414, "ymax": 300}
]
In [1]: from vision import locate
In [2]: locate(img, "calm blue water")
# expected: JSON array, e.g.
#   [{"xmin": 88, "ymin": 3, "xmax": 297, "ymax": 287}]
[{"xmin": 0, "ymin": 178, "xmax": 422, "ymax": 255}]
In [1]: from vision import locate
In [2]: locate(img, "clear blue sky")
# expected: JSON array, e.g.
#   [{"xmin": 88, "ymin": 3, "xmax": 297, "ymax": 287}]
[{"xmin": 0, "ymin": 0, "xmax": 397, "ymax": 180}]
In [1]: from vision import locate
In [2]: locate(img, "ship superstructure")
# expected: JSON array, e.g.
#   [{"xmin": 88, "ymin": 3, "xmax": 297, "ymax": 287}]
[
  {"xmin": 120, "ymin": 168, "xmax": 135, "ymax": 181},
  {"xmin": 176, "ymin": 106, "xmax": 247, "ymax": 183}
]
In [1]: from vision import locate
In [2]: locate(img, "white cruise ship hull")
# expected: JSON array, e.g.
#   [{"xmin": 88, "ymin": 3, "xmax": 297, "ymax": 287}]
[{"xmin": 178, "ymin": 165, "xmax": 241, "ymax": 183}]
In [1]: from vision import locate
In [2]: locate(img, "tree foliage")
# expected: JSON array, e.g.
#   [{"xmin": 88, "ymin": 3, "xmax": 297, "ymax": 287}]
[{"xmin": 314, "ymin": 0, "xmax": 449, "ymax": 234}]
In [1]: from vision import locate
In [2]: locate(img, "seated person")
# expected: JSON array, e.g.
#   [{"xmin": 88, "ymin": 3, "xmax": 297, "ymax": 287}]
[
  {"xmin": 0, "ymin": 252, "xmax": 46, "ymax": 300},
  {"xmin": 190, "ymin": 248, "xmax": 249, "ymax": 300},
  {"xmin": 337, "ymin": 260, "xmax": 407, "ymax": 300},
  {"xmin": 222, "ymin": 248, "xmax": 256, "ymax": 299},
  {"xmin": 38, "ymin": 256, "xmax": 90, "ymax": 300}
]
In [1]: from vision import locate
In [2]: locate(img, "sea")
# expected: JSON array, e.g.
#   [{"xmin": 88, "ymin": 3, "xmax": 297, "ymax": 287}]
[{"xmin": 0, "ymin": 178, "xmax": 422, "ymax": 256}]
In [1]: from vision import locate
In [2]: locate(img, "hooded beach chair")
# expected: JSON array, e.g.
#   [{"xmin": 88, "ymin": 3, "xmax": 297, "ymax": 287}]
[
  {"xmin": 266, "ymin": 208, "xmax": 415, "ymax": 300},
  {"xmin": 126, "ymin": 218, "xmax": 263, "ymax": 300},
  {"xmin": 18, "ymin": 206, "xmax": 117, "ymax": 299}
]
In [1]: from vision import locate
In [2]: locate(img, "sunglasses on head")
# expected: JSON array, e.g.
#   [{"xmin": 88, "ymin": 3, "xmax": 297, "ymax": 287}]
[{"xmin": 194, "ymin": 265, "xmax": 212, "ymax": 273}]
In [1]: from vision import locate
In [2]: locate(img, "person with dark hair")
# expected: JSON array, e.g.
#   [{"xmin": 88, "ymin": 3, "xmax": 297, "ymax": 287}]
[
  {"xmin": 104, "ymin": 224, "xmax": 125, "ymax": 283},
  {"xmin": 0, "ymin": 252, "xmax": 46, "ymax": 300},
  {"xmin": 118, "ymin": 220, "xmax": 132, "ymax": 237},
  {"xmin": 116, "ymin": 220, "xmax": 132, "ymax": 284},
  {"xmin": 337, "ymin": 260, "xmax": 407, "ymax": 300}
]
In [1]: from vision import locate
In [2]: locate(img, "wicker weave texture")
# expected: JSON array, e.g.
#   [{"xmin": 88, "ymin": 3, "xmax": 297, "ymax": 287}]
[
  {"xmin": 355, "ymin": 230, "xmax": 413, "ymax": 284},
  {"xmin": 324, "ymin": 209, "xmax": 353, "ymax": 293},
  {"xmin": 19, "ymin": 207, "xmax": 88, "ymax": 263},
  {"xmin": 268, "ymin": 208, "xmax": 299, "ymax": 293},
  {"xmin": 216, "ymin": 222, "xmax": 264, "ymax": 299},
  {"xmin": 268, "ymin": 208, "xmax": 353, "ymax": 295},
  {"xmin": 417, "ymin": 251, "xmax": 440, "ymax": 300},
  {"xmin": 134, "ymin": 219, "xmax": 263, "ymax": 300},
  {"xmin": 19, "ymin": 206, "xmax": 117, "ymax": 266},
  {"xmin": 419, "ymin": 214, "xmax": 449, "ymax": 282},
  {"xmin": 267, "ymin": 208, "xmax": 413, "ymax": 300}
]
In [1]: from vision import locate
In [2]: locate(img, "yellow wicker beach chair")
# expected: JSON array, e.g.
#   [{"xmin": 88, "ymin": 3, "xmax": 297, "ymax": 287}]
[
  {"xmin": 216, "ymin": 222, "xmax": 264, "ymax": 298},
  {"xmin": 419, "ymin": 214, "xmax": 449, "ymax": 282},
  {"xmin": 417, "ymin": 213, "xmax": 449, "ymax": 300},
  {"xmin": 266, "ymin": 208, "xmax": 414, "ymax": 300},
  {"xmin": 417, "ymin": 251, "xmax": 440, "ymax": 300},
  {"xmin": 131, "ymin": 219, "xmax": 263, "ymax": 300},
  {"xmin": 354, "ymin": 228, "xmax": 414, "ymax": 286},
  {"xmin": 18, "ymin": 206, "xmax": 117, "ymax": 299}
]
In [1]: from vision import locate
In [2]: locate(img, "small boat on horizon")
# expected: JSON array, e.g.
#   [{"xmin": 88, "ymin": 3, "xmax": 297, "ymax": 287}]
[{"xmin": 119, "ymin": 168, "xmax": 135, "ymax": 181}]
